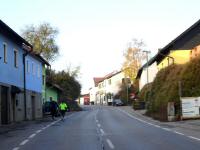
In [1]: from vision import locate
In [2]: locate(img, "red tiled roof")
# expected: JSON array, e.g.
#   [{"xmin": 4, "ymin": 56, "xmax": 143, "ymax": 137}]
[
  {"xmin": 93, "ymin": 70, "xmax": 122, "ymax": 86},
  {"xmin": 93, "ymin": 77, "xmax": 104, "ymax": 87}
]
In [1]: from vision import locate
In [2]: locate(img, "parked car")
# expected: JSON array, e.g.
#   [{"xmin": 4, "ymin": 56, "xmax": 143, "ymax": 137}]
[
  {"xmin": 113, "ymin": 99, "xmax": 124, "ymax": 106},
  {"xmin": 42, "ymin": 101, "xmax": 60, "ymax": 116}
]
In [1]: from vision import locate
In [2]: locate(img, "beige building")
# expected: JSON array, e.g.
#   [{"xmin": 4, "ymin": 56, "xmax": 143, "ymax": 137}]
[{"xmin": 93, "ymin": 71, "xmax": 129, "ymax": 105}]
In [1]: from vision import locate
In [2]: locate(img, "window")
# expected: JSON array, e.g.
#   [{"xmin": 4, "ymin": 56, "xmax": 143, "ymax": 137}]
[
  {"xmin": 3, "ymin": 43, "xmax": 7, "ymax": 63},
  {"xmin": 108, "ymin": 79, "xmax": 111, "ymax": 85},
  {"xmin": 32, "ymin": 62, "xmax": 35, "ymax": 75},
  {"xmin": 14, "ymin": 49, "xmax": 18, "ymax": 68},
  {"xmin": 37, "ymin": 65, "xmax": 40, "ymax": 78},
  {"xmin": 26, "ymin": 60, "xmax": 30, "ymax": 73}
]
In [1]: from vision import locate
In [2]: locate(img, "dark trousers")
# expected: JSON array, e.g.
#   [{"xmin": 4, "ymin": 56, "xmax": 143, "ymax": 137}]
[
  {"xmin": 51, "ymin": 110, "xmax": 56, "ymax": 119},
  {"xmin": 60, "ymin": 110, "xmax": 66, "ymax": 118}
]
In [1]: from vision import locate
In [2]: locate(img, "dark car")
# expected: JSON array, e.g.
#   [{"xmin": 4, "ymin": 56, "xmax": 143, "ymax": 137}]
[
  {"xmin": 113, "ymin": 99, "xmax": 124, "ymax": 106},
  {"xmin": 43, "ymin": 101, "xmax": 59, "ymax": 116}
]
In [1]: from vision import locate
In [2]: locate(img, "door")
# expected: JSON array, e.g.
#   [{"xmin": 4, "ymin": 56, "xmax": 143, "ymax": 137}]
[
  {"xmin": 31, "ymin": 96, "xmax": 35, "ymax": 120},
  {"xmin": 1, "ymin": 86, "xmax": 9, "ymax": 124},
  {"xmin": 11, "ymin": 94, "xmax": 16, "ymax": 122}
]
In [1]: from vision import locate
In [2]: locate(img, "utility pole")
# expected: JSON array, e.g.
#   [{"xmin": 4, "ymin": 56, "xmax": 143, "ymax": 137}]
[{"xmin": 143, "ymin": 50, "xmax": 151, "ymax": 84}]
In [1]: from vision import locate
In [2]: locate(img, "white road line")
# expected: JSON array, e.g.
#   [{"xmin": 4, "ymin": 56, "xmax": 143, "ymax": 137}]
[
  {"xmin": 20, "ymin": 139, "xmax": 29, "ymax": 146},
  {"xmin": 12, "ymin": 147, "xmax": 20, "ymax": 150},
  {"xmin": 117, "ymin": 108, "xmax": 200, "ymax": 143},
  {"xmin": 36, "ymin": 129, "xmax": 42, "ymax": 133},
  {"xmin": 100, "ymin": 129, "xmax": 105, "ymax": 135},
  {"xmin": 96, "ymin": 120, "xmax": 99, "ymax": 123},
  {"xmin": 188, "ymin": 136, "xmax": 200, "ymax": 141},
  {"xmin": 147, "ymin": 122, "xmax": 154, "ymax": 126},
  {"xmin": 42, "ymin": 127, "xmax": 47, "ymax": 130},
  {"xmin": 174, "ymin": 131, "xmax": 184, "ymax": 135},
  {"xmin": 106, "ymin": 139, "xmax": 115, "ymax": 149},
  {"xmin": 162, "ymin": 128, "xmax": 171, "ymax": 131},
  {"xmin": 154, "ymin": 125, "xmax": 161, "ymax": 128},
  {"xmin": 97, "ymin": 123, "xmax": 101, "ymax": 128},
  {"xmin": 28, "ymin": 133, "xmax": 36, "ymax": 139}
]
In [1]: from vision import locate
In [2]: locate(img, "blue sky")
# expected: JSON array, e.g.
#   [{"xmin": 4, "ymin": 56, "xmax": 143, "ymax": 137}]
[{"xmin": 0, "ymin": 0, "xmax": 200, "ymax": 93}]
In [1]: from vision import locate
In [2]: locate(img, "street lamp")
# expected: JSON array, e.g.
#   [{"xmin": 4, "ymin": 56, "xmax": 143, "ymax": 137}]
[
  {"xmin": 125, "ymin": 78, "xmax": 131, "ymax": 105},
  {"xmin": 143, "ymin": 50, "xmax": 151, "ymax": 84}
]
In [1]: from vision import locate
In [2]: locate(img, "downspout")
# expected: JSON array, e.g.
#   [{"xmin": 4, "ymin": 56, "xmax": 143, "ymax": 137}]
[{"xmin": 22, "ymin": 43, "xmax": 32, "ymax": 120}]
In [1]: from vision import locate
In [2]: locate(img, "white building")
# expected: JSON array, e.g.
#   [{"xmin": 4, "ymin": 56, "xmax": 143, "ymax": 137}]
[
  {"xmin": 136, "ymin": 61, "xmax": 158, "ymax": 90},
  {"xmin": 92, "ymin": 71, "xmax": 129, "ymax": 105}
]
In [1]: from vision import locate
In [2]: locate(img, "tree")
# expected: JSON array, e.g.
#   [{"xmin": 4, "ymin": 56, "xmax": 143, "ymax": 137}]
[
  {"xmin": 46, "ymin": 67, "xmax": 81, "ymax": 100},
  {"xmin": 122, "ymin": 39, "xmax": 145, "ymax": 82},
  {"xmin": 21, "ymin": 23, "xmax": 59, "ymax": 62}
]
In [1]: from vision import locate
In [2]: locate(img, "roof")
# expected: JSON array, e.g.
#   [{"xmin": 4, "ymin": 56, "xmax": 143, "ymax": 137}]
[
  {"xmin": 93, "ymin": 77, "xmax": 104, "ymax": 87},
  {"xmin": 46, "ymin": 82, "xmax": 63, "ymax": 92},
  {"xmin": 34, "ymin": 54, "xmax": 50, "ymax": 66},
  {"xmin": 93, "ymin": 70, "xmax": 122, "ymax": 86},
  {"xmin": 0, "ymin": 20, "xmax": 50, "ymax": 66},
  {"xmin": 136, "ymin": 19, "xmax": 200, "ymax": 79},
  {"xmin": 155, "ymin": 19, "xmax": 200, "ymax": 64},
  {"xmin": 0, "ymin": 20, "xmax": 32, "ymax": 48}
]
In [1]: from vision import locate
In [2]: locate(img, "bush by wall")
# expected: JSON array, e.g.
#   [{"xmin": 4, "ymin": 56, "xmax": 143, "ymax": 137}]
[{"xmin": 142, "ymin": 55, "xmax": 200, "ymax": 121}]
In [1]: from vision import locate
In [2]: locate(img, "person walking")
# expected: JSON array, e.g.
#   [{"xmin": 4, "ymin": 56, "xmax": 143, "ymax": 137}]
[
  {"xmin": 50, "ymin": 99, "xmax": 58, "ymax": 120},
  {"xmin": 59, "ymin": 101, "xmax": 68, "ymax": 120}
]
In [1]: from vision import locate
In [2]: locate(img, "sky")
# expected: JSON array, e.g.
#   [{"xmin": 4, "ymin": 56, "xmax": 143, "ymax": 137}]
[{"xmin": 0, "ymin": 0, "xmax": 199, "ymax": 93}]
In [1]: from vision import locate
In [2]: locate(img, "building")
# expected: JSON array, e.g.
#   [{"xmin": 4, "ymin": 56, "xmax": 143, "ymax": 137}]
[
  {"xmin": 136, "ymin": 61, "xmax": 158, "ymax": 90},
  {"xmin": 45, "ymin": 82, "xmax": 63, "ymax": 103},
  {"xmin": 79, "ymin": 94, "xmax": 90, "ymax": 105},
  {"xmin": 136, "ymin": 19, "xmax": 200, "ymax": 90},
  {"xmin": 93, "ymin": 70, "xmax": 129, "ymax": 105},
  {"xmin": 0, "ymin": 20, "xmax": 48, "ymax": 125},
  {"xmin": 190, "ymin": 44, "xmax": 200, "ymax": 59}
]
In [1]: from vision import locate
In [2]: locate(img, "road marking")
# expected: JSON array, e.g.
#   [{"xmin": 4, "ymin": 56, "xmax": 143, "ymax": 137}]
[
  {"xmin": 154, "ymin": 125, "xmax": 161, "ymax": 128},
  {"xmin": 106, "ymin": 139, "xmax": 115, "ymax": 149},
  {"xmin": 100, "ymin": 129, "xmax": 105, "ymax": 135},
  {"xmin": 117, "ymin": 108, "xmax": 200, "ymax": 143},
  {"xmin": 188, "ymin": 136, "xmax": 200, "ymax": 141},
  {"xmin": 174, "ymin": 131, "xmax": 184, "ymax": 135},
  {"xmin": 36, "ymin": 129, "xmax": 42, "ymax": 133},
  {"xmin": 162, "ymin": 128, "xmax": 171, "ymax": 131},
  {"xmin": 20, "ymin": 139, "xmax": 29, "ymax": 146},
  {"xmin": 28, "ymin": 133, "xmax": 36, "ymax": 139},
  {"xmin": 96, "ymin": 119, "xmax": 99, "ymax": 123},
  {"xmin": 147, "ymin": 122, "xmax": 154, "ymax": 126},
  {"xmin": 97, "ymin": 123, "xmax": 101, "ymax": 128},
  {"xmin": 42, "ymin": 127, "xmax": 47, "ymax": 130},
  {"xmin": 12, "ymin": 147, "xmax": 20, "ymax": 150}
]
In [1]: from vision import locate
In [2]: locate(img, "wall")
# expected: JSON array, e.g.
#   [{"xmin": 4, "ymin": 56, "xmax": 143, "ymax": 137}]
[
  {"xmin": 139, "ymin": 62, "xmax": 158, "ymax": 90},
  {"xmin": 46, "ymin": 86, "xmax": 58, "ymax": 102},
  {"xmin": 42, "ymin": 65, "xmax": 46, "ymax": 103},
  {"xmin": 158, "ymin": 50, "xmax": 191, "ymax": 70},
  {"xmin": 0, "ymin": 34, "xmax": 24, "ymax": 88},
  {"xmin": 25, "ymin": 55, "xmax": 42, "ymax": 93},
  {"xmin": 190, "ymin": 45, "xmax": 200, "ymax": 59}
]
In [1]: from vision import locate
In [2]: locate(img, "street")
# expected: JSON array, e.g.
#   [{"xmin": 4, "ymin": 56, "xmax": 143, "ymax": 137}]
[{"xmin": 1, "ymin": 106, "xmax": 200, "ymax": 150}]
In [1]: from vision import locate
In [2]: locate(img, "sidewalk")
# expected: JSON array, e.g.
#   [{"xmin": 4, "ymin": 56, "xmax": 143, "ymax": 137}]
[
  {"xmin": 0, "ymin": 112, "xmax": 73, "ymax": 135},
  {"xmin": 119, "ymin": 106, "xmax": 200, "ymax": 132}
]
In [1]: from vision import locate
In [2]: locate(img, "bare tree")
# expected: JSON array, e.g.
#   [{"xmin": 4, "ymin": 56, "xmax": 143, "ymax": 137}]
[{"xmin": 122, "ymin": 38, "xmax": 145, "ymax": 82}]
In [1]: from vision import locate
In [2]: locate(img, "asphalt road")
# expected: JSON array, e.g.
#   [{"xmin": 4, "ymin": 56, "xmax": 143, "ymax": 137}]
[{"xmin": 1, "ymin": 106, "xmax": 200, "ymax": 150}]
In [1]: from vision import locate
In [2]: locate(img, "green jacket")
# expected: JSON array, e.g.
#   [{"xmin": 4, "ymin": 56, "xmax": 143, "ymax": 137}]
[{"xmin": 59, "ymin": 102, "xmax": 68, "ymax": 110}]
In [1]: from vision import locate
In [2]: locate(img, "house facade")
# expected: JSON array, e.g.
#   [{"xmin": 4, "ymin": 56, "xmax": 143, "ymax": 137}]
[
  {"xmin": 45, "ymin": 82, "xmax": 62, "ymax": 103},
  {"xmin": 138, "ymin": 62, "xmax": 158, "ymax": 90},
  {"xmin": 0, "ymin": 20, "xmax": 47, "ymax": 125},
  {"xmin": 137, "ymin": 19, "xmax": 200, "ymax": 91},
  {"xmin": 94, "ymin": 71, "xmax": 129, "ymax": 105}
]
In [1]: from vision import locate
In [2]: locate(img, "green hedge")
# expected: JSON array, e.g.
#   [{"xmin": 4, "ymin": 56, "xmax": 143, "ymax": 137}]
[{"xmin": 141, "ymin": 56, "xmax": 200, "ymax": 121}]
